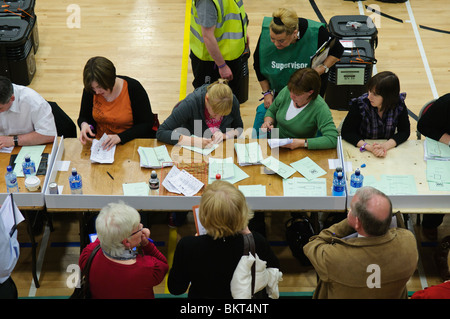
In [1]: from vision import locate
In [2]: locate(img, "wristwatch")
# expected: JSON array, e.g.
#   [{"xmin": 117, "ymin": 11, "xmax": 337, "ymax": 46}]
[
  {"xmin": 360, "ymin": 142, "xmax": 367, "ymax": 152},
  {"xmin": 13, "ymin": 135, "xmax": 19, "ymax": 147},
  {"xmin": 320, "ymin": 64, "xmax": 329, "ymax": 73},
  {"xmin": 304, "ymin": 139, "xmax": 308, "ymax": 148}
]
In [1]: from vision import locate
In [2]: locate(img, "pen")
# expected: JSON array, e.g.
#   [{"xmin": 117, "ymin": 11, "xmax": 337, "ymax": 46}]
[
  {"xmin": 107, "ymin": 171, "xmax": 114, "ymax": 180},
  {"xmin": 147, "ymin": 238, "xmax": 154, "ymax": 243}
]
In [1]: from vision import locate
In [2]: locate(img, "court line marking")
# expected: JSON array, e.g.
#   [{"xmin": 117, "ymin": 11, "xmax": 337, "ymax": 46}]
[{"xmin": 405, "ymin": 1, "xmax": 438, "ymax": 99}]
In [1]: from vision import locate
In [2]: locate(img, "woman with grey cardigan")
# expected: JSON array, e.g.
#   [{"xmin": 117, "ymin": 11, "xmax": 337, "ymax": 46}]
[{"xmin": 156, "ymin": 80, "xmax": 243, "ymax": 148}]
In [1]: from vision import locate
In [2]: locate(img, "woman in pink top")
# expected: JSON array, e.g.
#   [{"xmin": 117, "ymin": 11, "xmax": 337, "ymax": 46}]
[{"xmin": 79, "ymin": 202, "xmax": 168, "ymax": 299}]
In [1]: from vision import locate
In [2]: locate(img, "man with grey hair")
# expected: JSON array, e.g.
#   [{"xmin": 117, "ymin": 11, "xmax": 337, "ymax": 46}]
[
  {"xmin": 0, "ymin": 76, "xmax": 56, "ymax": 148},
  {"xmin": 304, "ymin": 186, "xmax": 418, "ymax": 299}
]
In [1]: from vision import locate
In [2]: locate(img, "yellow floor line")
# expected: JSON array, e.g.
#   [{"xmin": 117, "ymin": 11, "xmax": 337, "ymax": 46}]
[{"xmin": 179, "ymin": 0, "xmax": 192, "ymax": 101}]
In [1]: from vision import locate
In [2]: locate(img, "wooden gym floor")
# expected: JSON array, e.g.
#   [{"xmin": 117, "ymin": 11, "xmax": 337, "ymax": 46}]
[{"xmin": 9, "ymin": 0, "xmax": 450, "ymax": 298}]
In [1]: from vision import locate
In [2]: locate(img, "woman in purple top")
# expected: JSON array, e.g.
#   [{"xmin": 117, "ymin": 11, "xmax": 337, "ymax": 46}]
[{"xmin": 341, "ymin": 71, "xmax": 410, "ymax": 157}]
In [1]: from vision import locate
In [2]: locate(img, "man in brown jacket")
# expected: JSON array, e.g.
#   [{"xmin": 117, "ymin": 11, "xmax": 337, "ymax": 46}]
[{"xmin": 304, "ymin": 186, "xmax": 418, "ymax": 299}]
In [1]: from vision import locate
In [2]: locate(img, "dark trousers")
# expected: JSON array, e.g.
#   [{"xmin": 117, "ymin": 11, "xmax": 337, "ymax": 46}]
[
  {"xmin": 0, "ymin": 277, "xmax": 18, "ymax": 299},
  {"xmin": 190, "ymin": 51, "xmax": 243, "ymax": 100}
]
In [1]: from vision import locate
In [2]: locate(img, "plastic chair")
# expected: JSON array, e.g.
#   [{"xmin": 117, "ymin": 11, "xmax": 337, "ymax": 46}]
[
  {"xmin": 416, "ymin": 99, "xmax": 437, "ymax": 140},
  {"xmin": 48, "ymin": 101, "xmax": 77, "ymax": 138}
]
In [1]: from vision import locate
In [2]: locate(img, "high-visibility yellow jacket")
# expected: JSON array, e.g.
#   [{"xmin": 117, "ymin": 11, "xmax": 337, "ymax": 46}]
[{"xmin": 190, "ymin": 0, "xmax": 248, "ymax": 61}]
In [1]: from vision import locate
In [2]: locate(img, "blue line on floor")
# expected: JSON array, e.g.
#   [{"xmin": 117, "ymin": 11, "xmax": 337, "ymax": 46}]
[{"xmin": 48, "ymin": 241, "xmax": 166, "ymax": 248}]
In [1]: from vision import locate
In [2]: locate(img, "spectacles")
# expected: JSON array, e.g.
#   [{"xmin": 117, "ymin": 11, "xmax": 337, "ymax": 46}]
[{"xmin": 129, "ymin": 224, "xmax": 143, "ymax": 237}]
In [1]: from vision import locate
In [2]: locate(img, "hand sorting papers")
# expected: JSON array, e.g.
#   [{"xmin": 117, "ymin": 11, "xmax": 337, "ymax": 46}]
[
  {"xmin": 267, "ymin": 138, "xmax": 293, "ymax": 149},
  {"xmin": 162, "ymin": 166, "xmax": 204, "ymax": 196},
  {"xmin": 90, "ymin": 133, "xmax": 116, "ymax": 163}
]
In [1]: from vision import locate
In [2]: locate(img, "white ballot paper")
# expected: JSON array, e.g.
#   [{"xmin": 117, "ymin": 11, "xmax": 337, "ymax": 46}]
[
  {"xmin": 162, "ymin": 166, "xmax": 204, "ymax": 196},
  {"xmin": 267, "ymin": 138, "xmax": 293, "ymax": 149},
  {"xmin": 90, "ymin": 133, "xmax": 116, "ymax": 163}
]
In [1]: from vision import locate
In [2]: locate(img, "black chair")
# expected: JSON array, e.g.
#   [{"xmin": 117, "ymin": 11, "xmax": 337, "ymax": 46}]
[
  {"xmin": 47, "ymin": 101, "xmax": 77, "ymax": 138},
  {"xmin": 416, "ymin": 99, "xmax": 437, "ymax": 140}
]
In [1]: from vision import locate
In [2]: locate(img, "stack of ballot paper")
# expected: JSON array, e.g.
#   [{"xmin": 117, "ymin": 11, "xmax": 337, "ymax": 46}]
[
  {"xmin": 162, "ymin": 166, "xmax": 204, "ymax": 196},
  {"xmin": 138, "ymin": 145, "xmax": 173, "ymax": 168},
  {"xmin": 234, "ymin": 142, "xmax": 263, "ymax": 166},
  {"xmin": 90, "ymin": 134, "xmax": 115, "ymax": 164},
  {"xmin": 424, "ymin": 137, "xmax": 450, "ymax": 161}
]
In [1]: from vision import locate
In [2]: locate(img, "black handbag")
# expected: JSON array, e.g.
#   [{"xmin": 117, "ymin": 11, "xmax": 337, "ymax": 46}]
[
  {"xmin": 70, "ymin": 245, "xmax": 101, "ymax": 299},
  {"xmin": 285, "ymin": 216, "xmax": 314, "ymax": 266}
]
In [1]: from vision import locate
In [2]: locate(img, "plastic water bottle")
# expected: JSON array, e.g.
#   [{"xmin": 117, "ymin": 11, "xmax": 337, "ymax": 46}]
[
  {"xmin": 5, "ymin": 166, "xmax": 19, "ymax": 193},
  {"xmin": 350, "ymin": 168, "xmax": 364, "ymax": 195},
  {"xmin": 68, "ymin": 168, "xmax": 83, "ymax": 194},
  {"xmin": 332, "ymin": 172, "xmax": 345, "ymax": 196},
  {"xmin": 149, "ymin": 170, "xmax": 159, "ymax": 190},
  {"xmin": 333, "ymin": 166, "xmax": 343, "ymax": 180},
  {"xmin": 22, "ymin": 155, "xmax": 36, "ymax": 177}
]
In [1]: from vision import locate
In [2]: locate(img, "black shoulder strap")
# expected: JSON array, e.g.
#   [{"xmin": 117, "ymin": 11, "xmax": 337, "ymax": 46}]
[
  {"xmin": 82, "ymin": 244, "xmax": 101, "ymax": 278},
  {"xmin": 242, "ymin": 233, "xmax": 256, "ymax": 296}
]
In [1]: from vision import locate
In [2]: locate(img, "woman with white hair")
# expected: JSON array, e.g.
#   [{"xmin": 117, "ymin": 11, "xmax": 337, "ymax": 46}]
[{"xmin": 78, "ymin": 202, "xmax": 168, "ymax": 299}]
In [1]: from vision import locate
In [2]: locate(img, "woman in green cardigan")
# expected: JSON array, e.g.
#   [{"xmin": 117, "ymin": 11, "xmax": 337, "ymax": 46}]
[{"xmin": 261, "ymin": 68, "xmax": 337, "ymax": 150}]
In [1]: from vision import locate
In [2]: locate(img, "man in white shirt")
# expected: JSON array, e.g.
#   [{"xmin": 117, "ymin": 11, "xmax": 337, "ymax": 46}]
[{"xmin": 0, "ymin": 76, "xmax": 57, "ymax": 148}]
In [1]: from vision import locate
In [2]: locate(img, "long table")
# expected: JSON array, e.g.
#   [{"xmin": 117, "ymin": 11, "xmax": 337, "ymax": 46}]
[
  {"xmin": 342, "ymin": 139, "xmax": 450, "ymax": 213},
  {"xmin": 0, "ymin": 137, "xmax": 58, "ymax": 208},
  {"xmin": 44, "ymin": 137, "xmax": 346, "ymax": 212}
]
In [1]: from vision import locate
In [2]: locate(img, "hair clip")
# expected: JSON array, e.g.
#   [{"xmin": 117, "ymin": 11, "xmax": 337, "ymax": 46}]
[{"xmin": 273, "ymin": 16, "xmax": 284, "ymax": 26}]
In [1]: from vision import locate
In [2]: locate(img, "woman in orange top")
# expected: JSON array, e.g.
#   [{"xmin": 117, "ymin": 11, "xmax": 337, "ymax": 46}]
[{"xmin": 78, "ymin": 56, "xmax": 156, "ymax": 150}]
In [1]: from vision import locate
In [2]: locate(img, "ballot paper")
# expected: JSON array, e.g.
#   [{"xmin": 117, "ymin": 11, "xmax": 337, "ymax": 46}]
[
  {"xmin": 0, "ymin": 146, "xmax": 13, "ymax": 153},
  {"xmin": 90, "ymin": 133, "xmax": 116, "ymax": 163},
  {"xmin": 207, "ymin": 163, "xmax": 249, "ymax": 184},
  {"xmin": 238, "ymin": 184, "xmax": 266, "ymax": 197},
  {"xmin": 138, "ymin": 145, "xmax": 173, "ymax": 168},
  {"xmin": 260, "ymin": 156, "xmax": 296, "ymax": 179},
  {"xmin": 181, "ymin": 136, "xmax": 219, "ymax": 155},
  {"xmin": 208, "ymin": 157, "xmax": 235, "ymax": 180},
  {"xmin": 162, "ymin": 166, "xmax": 204, "ymax": 196},
  {"xmin": 290, "ymin": 156, "xmax": 327, "ymax": 181},
  {"xmin": 13, "ymin": 145, "xmax": 45, "ymax": 177},
  {"xmin": 267, "ymin": 138, "xmax": 293, "ymax": 149},
  {"xmin": 424, "ymin": 137, "xmax": 450, "ymax": 161},
  {"xmin": 234, "ymin": 142, "xmax": 263, "ymax": 166}
]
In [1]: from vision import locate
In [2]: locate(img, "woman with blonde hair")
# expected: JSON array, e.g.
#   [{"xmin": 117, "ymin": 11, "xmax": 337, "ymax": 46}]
[
  {"xmin": 78, "ymin": 202, "xmax": 168, "ymax": 299},
  {"xmin": 168, "ymin": 181, "xmax": 280, "ymax": 299},
  {"xmin": 156, "ymin": 80, "xmax": 243, "ymax": 148},
  {"xmin": 252, "ymin": 8, "xmax": 343, "ymax": 136}
]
